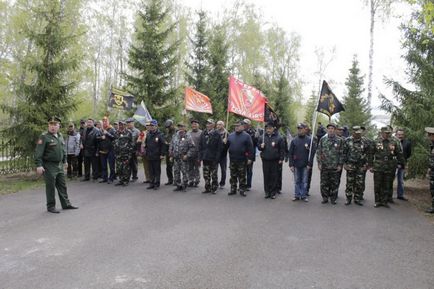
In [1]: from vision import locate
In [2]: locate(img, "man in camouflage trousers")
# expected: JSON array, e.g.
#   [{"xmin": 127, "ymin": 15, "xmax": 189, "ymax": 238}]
[
  {"xmin": 225, "ymin": 121, "xmax": 254, "ymax": 197},
  {"xmin": 343, "ymin": 126, "xmax": 370, "ymax": 206},
  {"xmin": 317, "ymin": 123, "xmax": 344, "ymax": 205},
  {"xmin": 199, "ymin": 119, "xmax": 223, "ymax": 194},
  {"xmin": 113, "ymin": 121, "xmax": 134, "ymax": 186},
  {"xmin": 425, "ymin": 127, "xmax": 434, "ymax": 214},
  {"xmin": 369, "ymin": 126, "xmax": 404, "ymax": 208},
  {"xmin": 187, "ymin": 120, "xmax": 202, "ymax": 187},
  {"xmin": 169, "ymin": 123, "xmax": 194, "ymax": 192}
]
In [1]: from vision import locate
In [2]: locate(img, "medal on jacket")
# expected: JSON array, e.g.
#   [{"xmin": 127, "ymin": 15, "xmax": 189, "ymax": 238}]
[
  {"xmin": 155, "ymin": 138, "xmax": 159, "ymax": 142},
  {"xmin": 181, "ymin": 138, "xmax": 185, "ymax": 141},
  {"xmin": 305, "ymin": 143, "xmax": 309, "ymax": 150},
  {"xmin": 334, "ymin": 143, "xmax": 337, "ymax": 147},
  {"xmin": 120, "ymin": 134, "xmax": 123, "ymax": 137},
  {"xmin": 272, "ymin": 141, "xmax": 275, "ymax": 147}
]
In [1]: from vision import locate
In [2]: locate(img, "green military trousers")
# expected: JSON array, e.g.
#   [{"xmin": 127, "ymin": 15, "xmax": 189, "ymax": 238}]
[
  {"xmin": 43, "ymin": 162, "xmax": 70, "ymax": 209},
  {"xmin": 373, "ymin": 170, "xmax": 394, "ymax": 205}
]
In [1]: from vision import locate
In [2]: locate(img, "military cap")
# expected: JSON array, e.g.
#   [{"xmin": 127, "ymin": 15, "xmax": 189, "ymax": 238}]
[
  {"xmin": 118, "ymin": 120, "xmax": 126, "ymax": 125},
  {"xmin": 145, "ymin": 121, "xmax": 151, "ymax": 126},
  {"xmin": 206, "ymin": 118, "xmax": 215, "ymax": 124},
  {"xmin": 352, "ymin": 126, "xmax": 363, "ymax": 133},
  {"xmin": 190, "ymin": 119, "xmax": 199, "ymax": 124},
  {"xmin": 80, "ymin": 119, "xmax": 85, "ymax": 124},
  {"xmin": 177, "ymin": 123, "xmax": 186, "ymax": 127},
  {"xmin": 425, "ymin": 127, "xmax": 434, "ymax": 134},
  {"xmin": 360, "ymin": 126, "xmax": 366, "ymax": 131},
  {"xmin": 233, "ymin": 120, "xmax": 244, "ymax": 126},
  {"xmin": 165, "ymin": 119, "xmax": 174, "ymax": 128},
  {"xmin": 150, "ymin": 119, "xmax": 158, "ymax": 126},
  {"xmin": 48, "ymin": 116, "xmax": 61, "ymax": 124},
  {"xmin": 243, "ymin": 119, "xmax": 252, "ymax": 125},
  {"xmin": 336, "ymin": 126, "xmax": 344, "ymax": 130},
  {"xmin": 126, "ymin": 118, "xmax": 135, "ymax": 123},
  {"xmin": 380, "ymin": 126, "xmax": 392, "ymax": 133},
  {"xmin": 297, "ymin": 123, "xmax": 307, "ymax": 129},
  {"xmin": 113, "ymin": 121, "xmax": 119, "ymax": 125},
  {"xmin": 326, "ymin": 123, "xmax": 336, "ymax": 129}
]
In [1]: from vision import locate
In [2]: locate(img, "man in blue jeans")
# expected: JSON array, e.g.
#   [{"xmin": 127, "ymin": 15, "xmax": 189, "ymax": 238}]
[
  {"xmin": 395, "ymin": 129, "xmax": 412, "ymax": 201},
  {"xmin": 288, "ymin": 123, "xmax": 316, "ymax": 202}
]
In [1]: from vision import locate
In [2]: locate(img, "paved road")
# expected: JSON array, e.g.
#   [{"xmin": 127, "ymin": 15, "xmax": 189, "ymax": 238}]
[{"xmin": 1, "ymin": 161, "xmax": 433, "ymax": 289}]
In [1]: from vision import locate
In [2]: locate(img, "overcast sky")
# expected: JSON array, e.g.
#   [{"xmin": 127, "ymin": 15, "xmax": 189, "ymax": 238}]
[{"xmin": 181, "ymin": 0, "xmax": 413, "ymax": 125}]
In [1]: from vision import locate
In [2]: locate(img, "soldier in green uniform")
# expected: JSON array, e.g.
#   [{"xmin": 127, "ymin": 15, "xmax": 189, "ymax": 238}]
[
  {"xmin": 35, "ymin": 117, "xmax": 78, "ymax": 213},
  {"xmin": 317, "ymin": 123, "xmax": 344, "ymax": 205},
  {"xmin": 369, "ymin": 126, "xmax": 404, "ymax": 208},
  {"xmin": 425, "ymin": 127, "xmax": 434, "ymax": 214},
  {"xmin": 343, "ymin": 126, "xmax": 370, "ymax": 206},
  {"xmin": 113, "ymin": 121, "xmax": 134, "ymax": 186}
]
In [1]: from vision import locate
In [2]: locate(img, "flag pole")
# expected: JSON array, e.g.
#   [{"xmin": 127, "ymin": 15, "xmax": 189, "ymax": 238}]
[{"xmin": 308, "ymin": 81, "xmax": 323, "ymax": 162}]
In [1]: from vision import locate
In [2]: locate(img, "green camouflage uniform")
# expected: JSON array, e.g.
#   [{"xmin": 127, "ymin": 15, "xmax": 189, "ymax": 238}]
[
  {"xmin": 369, "ymin": 135, "xmax": 404, "ymax": 205},
  {"xmin": 35, "ymin": 131, "xmax": 72, "ymax": 209},
  {"xmin": 113, "ymin": 129, "xmax": 134, "ymax": 184},
  {"xmin": 169, "ymin": 131, "xmax": 194, "ymax": 188},
  {"xmin": 165, "ymin": 127, "xmax": 176, "ymax": 184},
  {"xmin": 343, "ymin": 136, "xmax": 369, "ymax": 202},
  {"xmin": 317, "ymin": 134, "xmax": 344, "ymax": 202}
]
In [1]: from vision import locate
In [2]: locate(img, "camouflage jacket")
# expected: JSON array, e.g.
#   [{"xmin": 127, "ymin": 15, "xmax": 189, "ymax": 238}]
[
  {"xmin": 343, "ymin": 136, "xmax": 369, "ymax": 169},
  {"xmin": 369, "ymin": 136, "xmax": 404, "ymax": 172},
  {"xmin": 169, "ymin": 131, "xmax": 195, "ymax": 159},
  {"xmin": 317, "ymin": 134, "xmax": 344, "ymax": 170},
  {"xmin": 113, "ymin": 129, "xmax": 134, "ymax": 159}
]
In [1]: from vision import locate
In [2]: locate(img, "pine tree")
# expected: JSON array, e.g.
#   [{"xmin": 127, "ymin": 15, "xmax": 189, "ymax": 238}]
[
  {"xmin": 338, "ymin": 55, "xmax": 372, "ymax": 130},
  {"xmin": 126, "ymin": 0, "xmax": 178, "ymax": 121},
  {"xmin": 185, "ymin": 10, "xmax": 210, "ymax": 123},
  {"xmin": 270, "ymin": 71, "xmax": 295, "ymax": 129},
  {"xmin": 1, "ymin": 0, "xmax": 82, "ymax": 157},
  {"xmin": 207, "ymin": 24, "xmax": 229, "ymax": 123},
  {"xmin": 380, "ymin": 5, "xmax": 434, "ymax": 177}
]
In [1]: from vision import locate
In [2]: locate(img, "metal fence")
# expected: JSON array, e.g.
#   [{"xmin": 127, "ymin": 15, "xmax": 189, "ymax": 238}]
[{"xmin": 0, "ymin": 140, "xmax": 33, "ymax": 175}]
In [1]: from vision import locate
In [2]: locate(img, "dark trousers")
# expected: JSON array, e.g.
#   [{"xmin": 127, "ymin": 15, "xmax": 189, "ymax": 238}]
[
  {"xmin": 77, "ymin": 149, "xmax": 84, "ymax": 177},
  {"xmin": 84, "ymin": 155, "xmax": 99, "ymax": 180},
  {"xmin": 66, "ymin": 155, "xmax": 78, "ymax": 177},
  {"xmin": 374, "ymin": 171, "xmax": 394, "ymax": 205},
  {"xmin": 262, "ymin": 159, "xmax": 279, "ymax": 196},
  {"xmin": 149, "ymin": 159, "xmax": 161, "ymax": 186},
  {"xmin": 43, "ymin": 162, "xmax": 71, "ymax": 209},
  {"xmin": 320, "ymin": 169, "xmax": 340, "ymax": 201},
  {"xmin": 166, "ymin": 155, "xmax": 173, "ymax": 183},
  {"xmin": 246, "ymin": 162, "xmax": 254, "ymax": 188},
  {"xmin": 306, "ymin": 166, "xmax": 313, "ymax": 193},
  {"xmin": 100, "ymin": 151, "xmax": 115, "ymax": 181},
  {"xmin": 218, "ymin": 156, "xmax": 227, "ymax": 186},
  {"xmin": 277, "ymin": 162, "xmax": 283, "ymax": 191},
  {"xmin": 130, "ymin": 153, "xmax": 138, "ymax": 179}
]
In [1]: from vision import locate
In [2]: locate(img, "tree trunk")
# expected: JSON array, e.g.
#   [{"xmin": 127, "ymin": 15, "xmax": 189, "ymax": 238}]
[{"xmin": 368, "ymin": 0, "xmax": 376, "ymax": 106}]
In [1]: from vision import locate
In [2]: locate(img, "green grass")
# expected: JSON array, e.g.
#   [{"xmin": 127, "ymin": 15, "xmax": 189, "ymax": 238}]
[{"xmin": 0, "ymin": 174, "xmax": 43, "ymax": 195}]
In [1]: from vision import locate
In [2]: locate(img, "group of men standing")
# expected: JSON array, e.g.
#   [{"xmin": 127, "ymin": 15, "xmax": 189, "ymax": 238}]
[{"xmin": 35, "ymin": 115, "xmax": 434, "ymax": 214}]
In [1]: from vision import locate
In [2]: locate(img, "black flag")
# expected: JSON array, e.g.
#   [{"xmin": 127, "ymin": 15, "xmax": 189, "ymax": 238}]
[
  {"xmin": 108, "ymin": 87, "xmax": 135, "ymax": 111},
  {"xmin": 316, "ymin": 81, "xmax": 344, "ymax": 117},
  {"xmin": 264, "ymin": 103, "xmax": 280, "ymax": 128}
]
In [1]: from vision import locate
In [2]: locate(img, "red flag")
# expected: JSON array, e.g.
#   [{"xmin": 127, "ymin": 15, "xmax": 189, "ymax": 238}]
[
  {"xmin": 184, "ymin": 87, "xmax": 213, "ymax": 114},
  {"xmin": 228, "ymin": 76, "xmax": 267, "ymax": 122}
]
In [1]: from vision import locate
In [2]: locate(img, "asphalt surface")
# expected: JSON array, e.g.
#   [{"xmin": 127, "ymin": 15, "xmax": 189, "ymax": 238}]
[{"xmin": 1, "ymin": 161, "xmax": 433, "ymax": 289}]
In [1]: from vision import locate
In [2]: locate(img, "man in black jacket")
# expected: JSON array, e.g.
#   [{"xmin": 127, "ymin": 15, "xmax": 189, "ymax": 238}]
[
  {"xmin": 144, "ymin": 119, "xmax": 166, "ymax": 190},
  {"xmin": 199, "ymin": 119, "xmax": 223, "ymax": 194},
  {"xmin": 258, "ymin": 122, "xmax": 285, "ymax": 199},
  {"xmin": 395, "ymin": 128, "xmax": 412, "ymax": 201},
  {"xmin": 98, "ymin": 116, "xmax": 116, "ymax": 184},
  {"xmin": 243, "ymin": 119, "xmax": 258, "ymax": 191},
  {"xmin": 81, "ymin": 118, "xmax": 101, "ymax": 181},
  {"xmin": 226, "ymin": 121, "xmax": 254, "ymax": 197}
]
